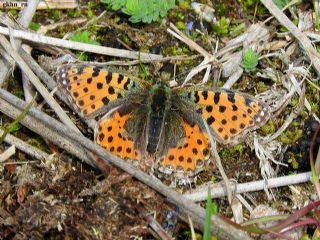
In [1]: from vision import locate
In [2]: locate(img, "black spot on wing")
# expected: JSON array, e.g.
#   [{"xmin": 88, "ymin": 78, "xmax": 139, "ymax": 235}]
[
  {"xmin": 202, "ymin": 91, "xmax": 208, "ymax": 100},
  {"xmin": 106, "ymin": 74, "xmax": 112, "ymax": 84},
  {"xmin": 214, "ymin": 92, "xmax": 220, "ymax": 104},
  {"xmin": 117, "ymin": 75, "xmax": 124, "ymax": 84},
  {"xmin": 219, "ymin": 106, "xmax": 226, "ymax": 113},
  {"xmin": 227, "ymin": 92, "xmax": 235, "ymax": 103},
  {"xmin": 92, "ymin": 68, "xmax": 100, "ymax": 77},
  {"xmin": 194, "ymin": 92, "xmax": 200, "ymax": 103}
]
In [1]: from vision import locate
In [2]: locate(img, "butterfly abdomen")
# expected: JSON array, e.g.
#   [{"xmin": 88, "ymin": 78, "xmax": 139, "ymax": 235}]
[
  {"xmin": 146, "ymin": 84, "xmax": 171, "ymax": 154},
  {"xmin": 147, "ymin": 116, "xmax": 163, "ymax": 153}
]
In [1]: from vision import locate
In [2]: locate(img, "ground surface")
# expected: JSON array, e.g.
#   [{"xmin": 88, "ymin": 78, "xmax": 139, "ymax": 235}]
[{"xmin": 0, "ymin": 0, "xmax": 320, "ymax": 239}]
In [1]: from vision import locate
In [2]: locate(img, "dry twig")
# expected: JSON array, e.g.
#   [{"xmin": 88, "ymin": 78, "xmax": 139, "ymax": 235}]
[
  {"xmin": 0, "ymin": 26, "xmax": 163, "ymax": 61},
  {"xmin": 0, "ymin": 145, "xmax": 16, "ymax": 162},
  {"xmin": 261, "ymin": 0, "xmax": 320, "ymax": 77},
  {"xmin": 184, "ymin": 172, "xmax": 312, "ymax": 201}
]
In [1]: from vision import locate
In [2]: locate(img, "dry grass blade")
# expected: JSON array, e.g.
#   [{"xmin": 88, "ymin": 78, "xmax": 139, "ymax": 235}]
[{"xmin": 0, "ymin": 1, "xmax": 39, "ymax": 86}]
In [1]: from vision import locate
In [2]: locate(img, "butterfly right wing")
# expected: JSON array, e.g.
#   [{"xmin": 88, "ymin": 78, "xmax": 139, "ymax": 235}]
[{"xmin": 57, "ymin": 64, "xmax": 141, "ymax": 118}]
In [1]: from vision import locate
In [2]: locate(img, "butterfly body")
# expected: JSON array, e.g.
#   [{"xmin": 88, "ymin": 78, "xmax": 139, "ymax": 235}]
[{"xmin": 57, "ymin": 64, "xmax": 270, "ymax": 178}]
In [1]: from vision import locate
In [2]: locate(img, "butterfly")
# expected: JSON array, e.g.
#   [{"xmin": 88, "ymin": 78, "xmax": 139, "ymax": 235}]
[{"xmin": 57, "ymin": 64, "xmax": 270, "ymax": 177}]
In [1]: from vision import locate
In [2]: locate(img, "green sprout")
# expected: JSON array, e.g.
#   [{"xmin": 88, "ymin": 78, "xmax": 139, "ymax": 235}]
[{"xmin": 241, "ymin": 48, "xmax": 259, "ymax": 72}]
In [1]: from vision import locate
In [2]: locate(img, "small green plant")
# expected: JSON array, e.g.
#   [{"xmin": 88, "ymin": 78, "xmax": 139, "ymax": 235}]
[
  {"xmin": 241, "ymin": 48, "xmax": 259, "ymax": 72},
  {"xmin": 69, "ymin": 31, "xmax": 101, "ymax": 46},
  {"xmin": 211, "ymin": 17, "xmax": 230, "ymax": 36},
  {"xmin": 29, "ymin": 22, "xmax": 41, "ymax": 31},
  {"xmin": 203, "ymin": 188, "xmax": 218, "ymax": 240},
  {"xmin": 48, "ymin": 10, "xmax": 61, "ymax": 21},
  {"xmin": 101, "ymin": 0, "xmax": 175, "ymax": 23},
  {"xmin": 69, "ymin": 31, "xmax": 100, "ymax": 61}
]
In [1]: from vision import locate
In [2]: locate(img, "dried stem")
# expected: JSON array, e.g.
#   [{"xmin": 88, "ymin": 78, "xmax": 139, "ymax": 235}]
[
  {"xmin": 184, "ymin": 172, "xmax": 312, "ymax": 201},
  {"xmin": 0, "ymin": 26, "xmax": 162, "ymax": 61}
]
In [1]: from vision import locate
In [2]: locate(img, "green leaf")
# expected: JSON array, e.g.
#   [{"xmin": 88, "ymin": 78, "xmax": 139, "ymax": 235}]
[
  {"xmin": 203, "ymin": 188, "xmax": 218, "ymax": 240},
  {"xmin": 101, "ymin": 0, "xmax": 175, "ymax": 23},
  {"xmin": 241, "ymin": 48, "xmax": 259, "ymax": 72},
  {"xmin": 69, "ymin": 31, "xmax": 101, "ymax": 46}
]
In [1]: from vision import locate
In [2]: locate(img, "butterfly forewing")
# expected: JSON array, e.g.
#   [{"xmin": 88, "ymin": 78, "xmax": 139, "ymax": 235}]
[
  {"xmin": 57, "ymin": 65, "xmax": 139, "ymax": 118},
  {"xmin": 188, "ymin": 89, "xmax": 270, "ymax": 144}
]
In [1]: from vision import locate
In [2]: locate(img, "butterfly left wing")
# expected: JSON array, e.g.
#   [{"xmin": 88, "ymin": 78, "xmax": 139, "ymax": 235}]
[
  {"xmin": 57, "ymin": 64, "xmax": 141, "ymax": 118},
  {"xmin": 158, "ymin": 119, "xmax": 210, "ymax": 175},
  {"xmin": 187, "ymin": 89, "xmax": 270, "ymax": 144},
  {"xmin": 95, "ymin": 108, "xmax": 142, "ymax": 161}
]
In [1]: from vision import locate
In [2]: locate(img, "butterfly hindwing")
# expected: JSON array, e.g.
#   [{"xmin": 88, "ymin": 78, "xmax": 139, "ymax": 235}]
[
  {"xmin": 159, "ymin": 119, "xmax": 210, "ymax": 175},
  {"xmin": 57, "ymin": 65, "xmax": 139, "ymax": 118},
  {"xmin": 95, "ymin": 109, "xmax": 141, "ymax": 161},
  {"xmin": 188, "ymin": 89, "xmax": 270, "ymax": 144}
]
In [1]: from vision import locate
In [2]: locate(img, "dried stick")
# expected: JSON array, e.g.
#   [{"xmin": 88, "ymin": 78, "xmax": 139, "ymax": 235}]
[
  {"xmin": 0, "ymin": 145, "xmax": 16, "ymax": 162},
  {"xmin": 0, "ymin": 0, "xmax": 39, "ymax": 86},
  {"xmin": 38, "ymin": 17, "xmax": 87, "ymax": 35},
  {"xmin": 21, "ymin": 44, "xmax": 36, "ymax": 103},
  {"xmin": 261, "ymin": 0, "xmax": 320, "ymax": 77},
  {"xmin": 203, "ymin": 119, "xmax": 232, "ymax": 203},
  {"xmin": 0, "ymin": 26, "xmax": 163, "ymax": 61},
  {"xmin": 0, "ymin": 93, "xmax": 96, "ymax": 167},
  {"xmin": 0, "ymin": 129, "xmax": 50, "ymax": 161},
  {"xmin": 184, "ymin": 172, "xmax": 312, "ymax": 201},
  {"xmin": 0, "ymin": 34, "xmax": 81, "ymax": 134},
  {"xmin": 0, "ymin": 88, "xmax": 252, "ymax": 240}
]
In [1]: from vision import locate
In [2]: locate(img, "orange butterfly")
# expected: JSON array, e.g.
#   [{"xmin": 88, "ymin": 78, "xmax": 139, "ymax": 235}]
[{"xmin": 57, "ymin": 65, "xmax": 270, "ymax": 177}]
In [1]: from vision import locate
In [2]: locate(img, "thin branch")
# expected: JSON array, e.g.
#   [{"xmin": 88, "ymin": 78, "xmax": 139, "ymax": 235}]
[
  {"xmin": 0, "ymin": 88, "xmax": 252, "ymax": 240},
  {"xmin": 0, "ymin": 129, "xmax": 50, "ymax": 161},
  {"xmin": 135, "ymin": 203, "xmax": 173, "ymax": 240},
  {"xmin": 203, "ymin": 119, "xmax": 232, "ymax": 203},
  {"xmin": 0, "ymin": 25, "xmax": 163, "ymax": 61},
  {"xmin": 0, "ymin": 0, "xmax": 39, "ymax": 86},
  {"xmin": 184, "ymin": 172, "xmax": 312, "ymax": 202},
  {"xmin": 0, "ymin": 145, "xmax": 16, "ymax": 162}
]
